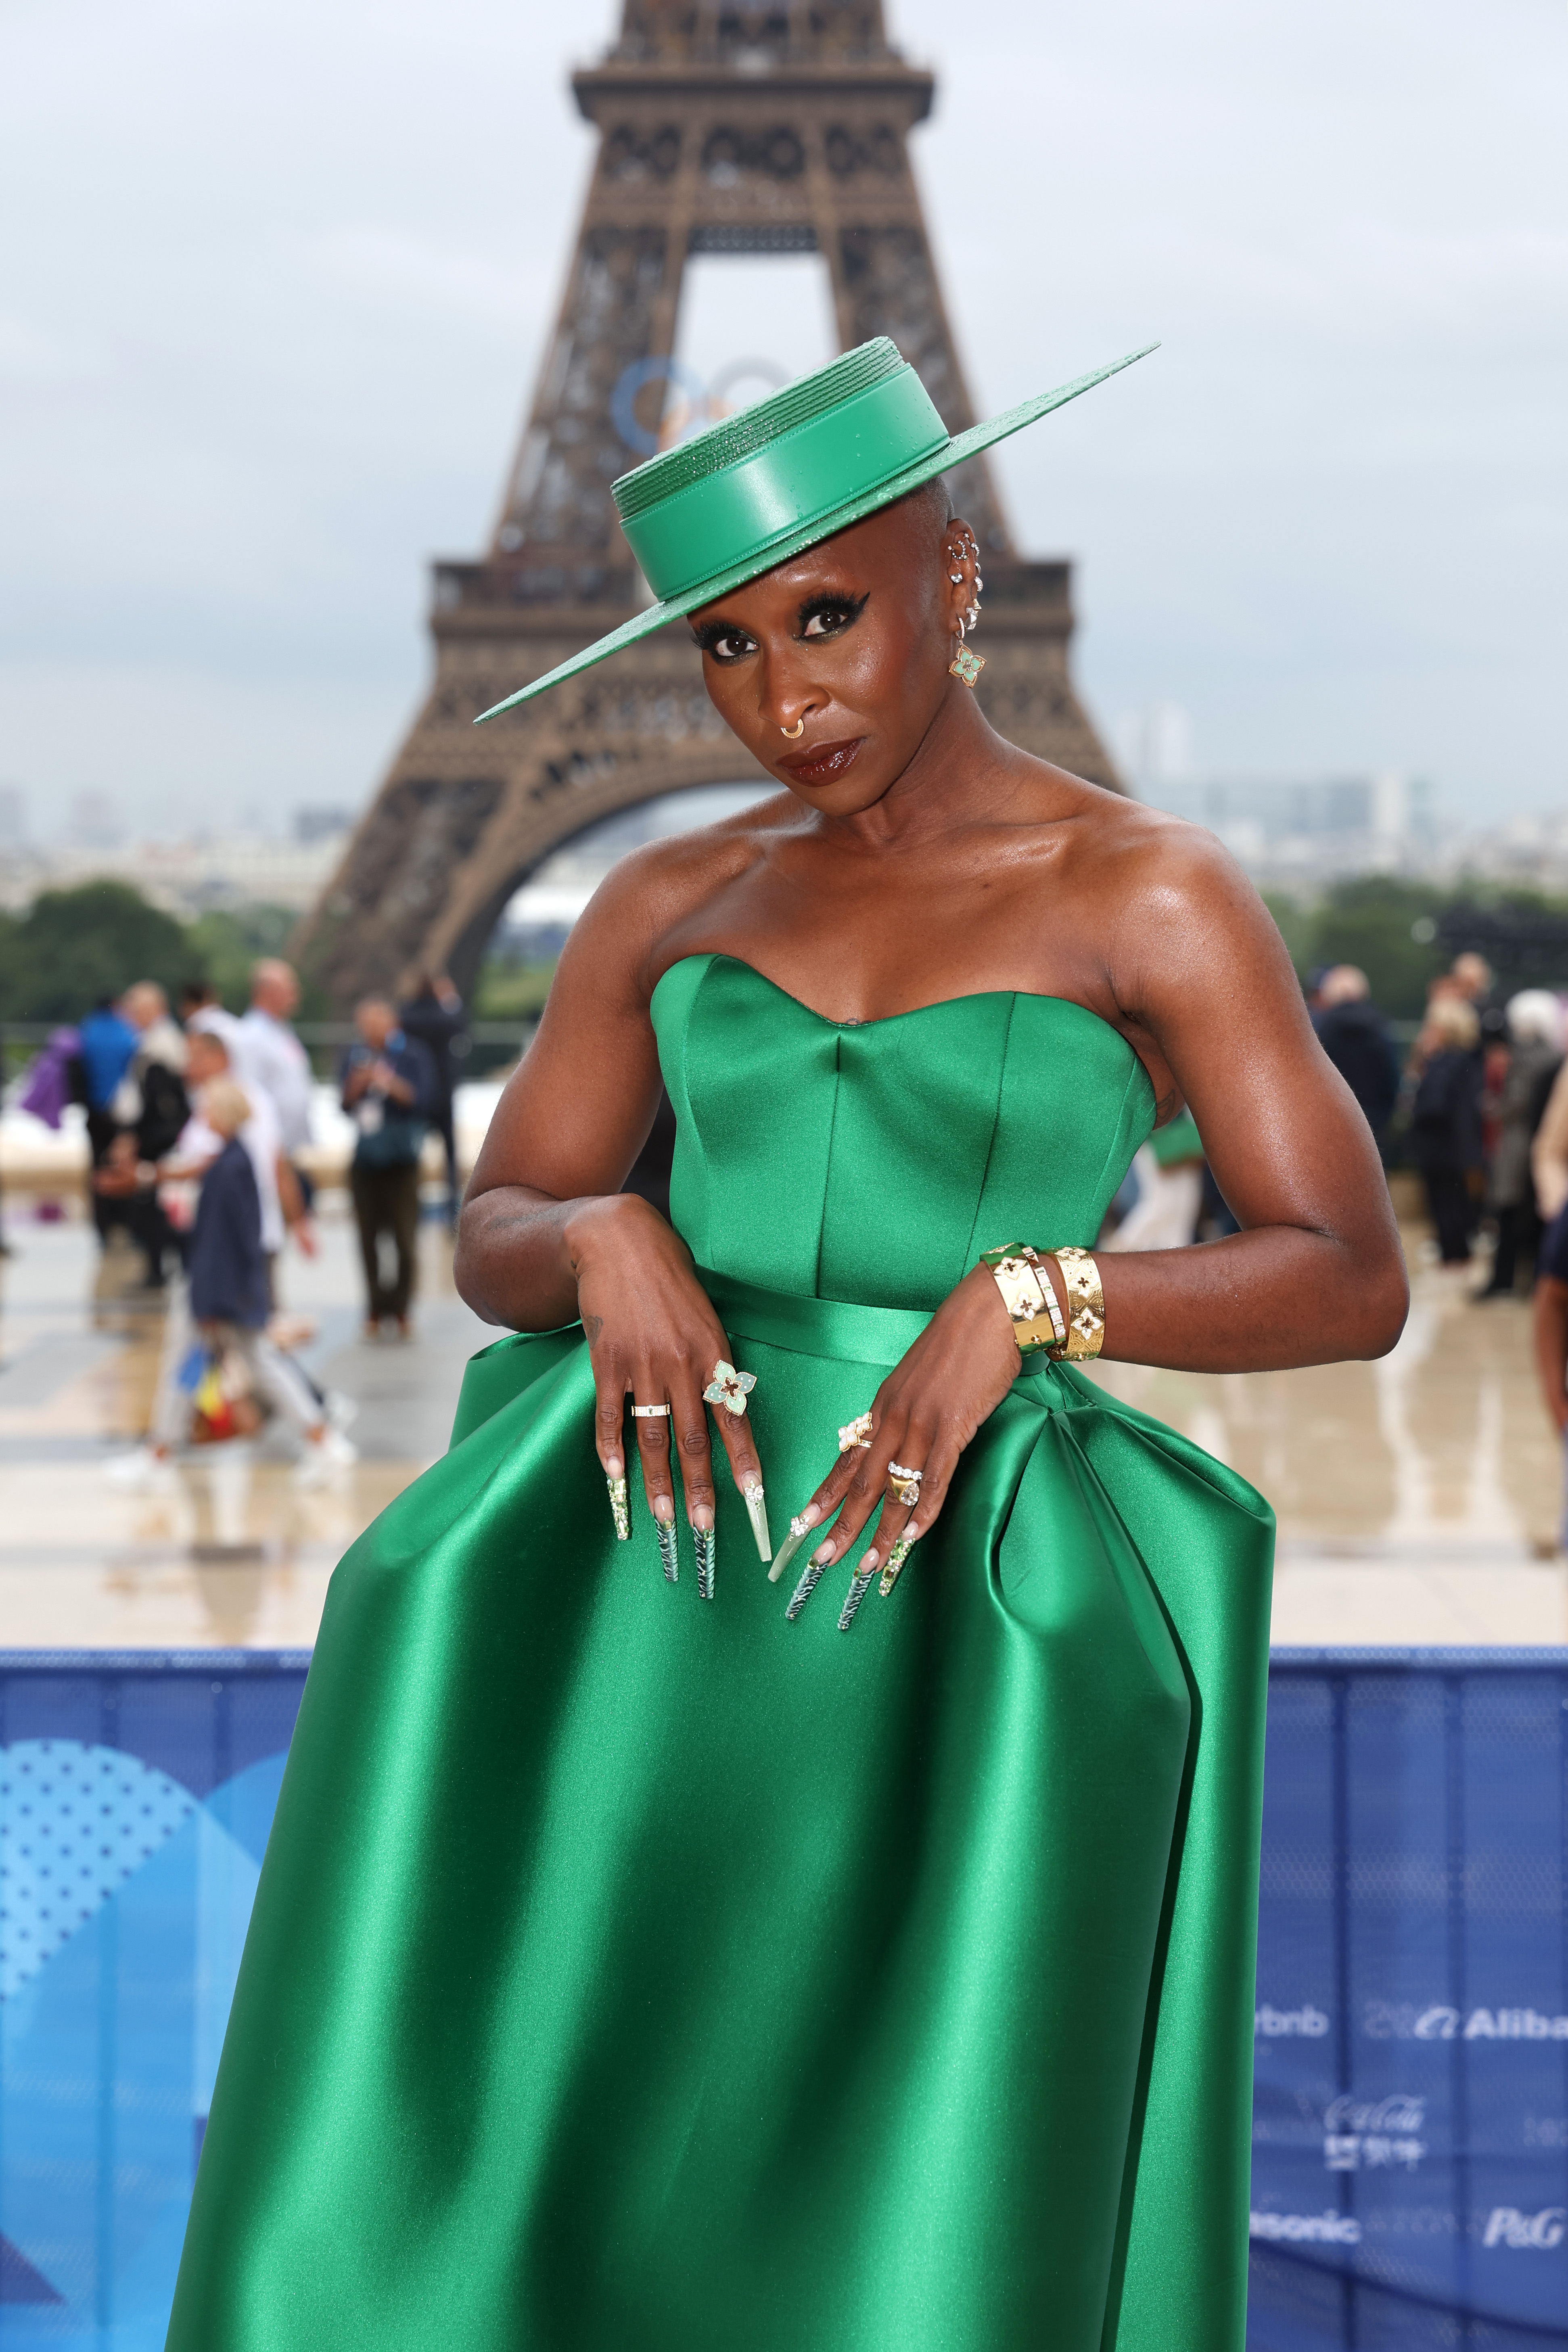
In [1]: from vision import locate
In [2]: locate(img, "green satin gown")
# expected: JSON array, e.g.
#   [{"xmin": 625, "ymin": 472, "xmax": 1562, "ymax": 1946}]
[{"xmin": 168, "ymin": 955, "xmax": 1275, "ymax": 2352}]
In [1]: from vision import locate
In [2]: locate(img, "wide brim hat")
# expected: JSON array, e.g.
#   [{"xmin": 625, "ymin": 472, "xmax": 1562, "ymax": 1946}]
[{"xmin": 475, "ymin": 335, "xmax": 1156, "ymax": 725}]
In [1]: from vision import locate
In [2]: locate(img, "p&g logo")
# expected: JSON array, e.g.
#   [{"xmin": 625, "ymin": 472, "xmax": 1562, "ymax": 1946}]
[{"xmin": 1482, "ymin": 2208, "xmax": 1566, "ymax": 2252}]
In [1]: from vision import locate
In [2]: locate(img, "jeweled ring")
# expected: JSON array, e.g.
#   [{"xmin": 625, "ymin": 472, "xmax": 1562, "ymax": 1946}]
[
  {"xmin": 631, "ymin": 1403, "xmax": 670, "ymax": 1418},
  {"xmin": 702, "ymin": 1359, "xmax": 757, "ymax": 1417},
  {"xmin": 887, "ymin": 1460, "xmax": 923, "ymax": 1507},
  {"xmin": 838, "ymin": 1411, "xmax": 874, "ymax": 1452}
]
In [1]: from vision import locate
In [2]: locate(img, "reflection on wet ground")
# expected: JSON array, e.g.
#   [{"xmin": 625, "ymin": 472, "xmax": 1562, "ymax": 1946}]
[
  {"xmin": 1089, "ymin": 1258, "xmax": 1568, "ymax": 1643},
  {"xmin": 1, "ymin": 1215, "xmax": 1564, "ymax": 1647},
  {"xmin": 0, "ymin": 1206, "xmax": 491, "ymax": 1649}
]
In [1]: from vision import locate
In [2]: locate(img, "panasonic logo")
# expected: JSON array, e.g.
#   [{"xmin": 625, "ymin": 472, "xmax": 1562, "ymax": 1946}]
[{"xmin": 1251, "ymin": 2210, "xmax": 1363, "ymax": 2246}]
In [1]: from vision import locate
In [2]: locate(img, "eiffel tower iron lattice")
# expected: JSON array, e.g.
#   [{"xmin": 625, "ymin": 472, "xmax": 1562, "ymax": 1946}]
[{"xmin": 294, "ymin": 0, "xmax": 1122, "ymax": 1008}]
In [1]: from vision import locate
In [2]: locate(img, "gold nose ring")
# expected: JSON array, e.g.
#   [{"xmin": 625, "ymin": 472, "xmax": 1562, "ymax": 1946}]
[{"xmin": 780, "ymin": 718, "xmax": 805, "ymax": 738}]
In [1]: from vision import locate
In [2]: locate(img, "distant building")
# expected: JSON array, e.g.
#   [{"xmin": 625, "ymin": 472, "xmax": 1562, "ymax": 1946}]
[
  {"xmin": 1146, "ymin": 772, "xmax": 1438, "ymax": 884},
  {"xmin": 294, "ymin": 806, "xmax": 355, "ymax": 844},
  {"xmin": 0, "ymin": 829, "xmax": 351, "ymax": 919},
  {"xmin": 68, "ymin": 791, "xmax": 123, "ymax": 849}
]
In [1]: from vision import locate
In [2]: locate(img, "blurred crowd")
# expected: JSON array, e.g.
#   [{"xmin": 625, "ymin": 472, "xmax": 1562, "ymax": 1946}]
[{"xmin": 15, "ymin": 961, "xmax": 469, "ymax": 1476}]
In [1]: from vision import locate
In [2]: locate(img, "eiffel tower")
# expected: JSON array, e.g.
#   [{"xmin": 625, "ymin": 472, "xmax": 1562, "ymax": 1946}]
[{"xmin": 295, "ymin": 0, "xmax": 1121, "ymax": 1006}]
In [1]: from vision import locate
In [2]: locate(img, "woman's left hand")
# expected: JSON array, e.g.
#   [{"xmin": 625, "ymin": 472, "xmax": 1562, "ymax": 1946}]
[{"xmin": 780, "ymin": 1262, "xmax": 1028, "ymax": 1609}]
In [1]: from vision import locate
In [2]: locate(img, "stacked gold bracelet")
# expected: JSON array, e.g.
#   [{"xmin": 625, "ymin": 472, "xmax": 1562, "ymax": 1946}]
[{"xmin": 979, "ymin": 1242, "xmax": 1106, "ymax": 1366}]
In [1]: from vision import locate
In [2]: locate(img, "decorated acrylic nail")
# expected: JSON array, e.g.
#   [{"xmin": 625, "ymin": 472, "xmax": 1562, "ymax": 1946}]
[
  {"xmin": 693, "ymin": 1523, "xmax": 716, "ymax": 1601},
  {"xmin": 742, "ymin": 1481, "xmax": 771, "ymax": 1563},
  {"xmin": 838, "ymin": 1566, "xmax": 876, "ymax": 1631},
  {"xmin": 606, "ymin": 1475, "xmax": 629, "ymax": 1542},
  {"xmin": 786, "ymin": 1539, "xmax": 836, "ymax": 1621},
  {"xmin": 656, "ymin": 1519, "xmax": 679, "ymax": 1583},
  {"xmin": 768, "ymin": 1505, "xmax": 820, "ymax": 1585},
  {"xmin": 878, "ymin": 1532, "xmax": 915, "ymax": 1597}
]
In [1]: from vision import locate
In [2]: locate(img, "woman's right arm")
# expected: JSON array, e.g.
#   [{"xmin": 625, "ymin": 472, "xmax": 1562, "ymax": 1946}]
[
  {"xmin": 454, "ymin": 854, "xmax": 677, "ymax": 1332},
  {"xmin": 454, "ymin": 851, "xmax": 765, "ymax": 1544}
]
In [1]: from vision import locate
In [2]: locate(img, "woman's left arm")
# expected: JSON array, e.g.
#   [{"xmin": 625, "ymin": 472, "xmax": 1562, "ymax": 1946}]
[{"xmin": 785, "ymin": 832, "xmax": 1409, "ymax": 1592}]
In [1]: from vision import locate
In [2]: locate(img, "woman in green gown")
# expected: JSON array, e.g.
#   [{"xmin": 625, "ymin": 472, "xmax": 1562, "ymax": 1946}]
[{"xmin": 168, "ymin": 343, "xmax": 1407, "ymax": 2351}]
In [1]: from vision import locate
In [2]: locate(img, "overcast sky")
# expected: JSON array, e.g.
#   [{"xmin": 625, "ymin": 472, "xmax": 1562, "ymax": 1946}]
[{"xmin": 1, "ymin": 0, "xmax": 1564, "ymax": 843}]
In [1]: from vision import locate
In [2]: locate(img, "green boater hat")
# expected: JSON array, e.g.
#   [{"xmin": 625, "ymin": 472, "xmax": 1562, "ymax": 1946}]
[{"xmin": 475, "ymin": 335, "xmax": 1156, "ymax": 724}]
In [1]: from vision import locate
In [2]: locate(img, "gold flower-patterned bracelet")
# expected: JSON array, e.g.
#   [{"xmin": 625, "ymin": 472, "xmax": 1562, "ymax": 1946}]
[{"xmin": 979, "ymin": 1242, "xmax": 1105, "ymax": 1365}]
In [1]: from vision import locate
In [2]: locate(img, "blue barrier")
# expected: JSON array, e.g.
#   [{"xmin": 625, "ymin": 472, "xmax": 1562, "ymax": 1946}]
[{"xmin": 2, "ymin": 1649, "xmax": 1565, "ymax": 2349}]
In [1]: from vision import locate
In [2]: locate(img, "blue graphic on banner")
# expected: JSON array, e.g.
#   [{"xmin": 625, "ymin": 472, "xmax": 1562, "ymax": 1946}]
[
  {"xmin": 1, "ymin": 1650, "xmax": 1565, "ymax": 2347},
  {"xmin": 1251, "ymin": 1651, "xmax": 1568, "ymax": 2349}
]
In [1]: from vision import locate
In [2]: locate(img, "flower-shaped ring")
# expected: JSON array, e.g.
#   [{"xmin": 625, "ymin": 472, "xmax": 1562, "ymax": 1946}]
[{"xmin": 703, "ymin": 1360, "xmax": 757, "ymax": 1417}]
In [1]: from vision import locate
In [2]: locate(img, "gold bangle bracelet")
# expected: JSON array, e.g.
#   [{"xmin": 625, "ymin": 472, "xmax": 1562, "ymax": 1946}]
[
  {"xmin": 1046, "ymin": 1246, "xmax": 1105, "ymax": 1361},
  {"xmin": 979, "ymin": 1244, "xmax": 1066, "ymax": 1360}
]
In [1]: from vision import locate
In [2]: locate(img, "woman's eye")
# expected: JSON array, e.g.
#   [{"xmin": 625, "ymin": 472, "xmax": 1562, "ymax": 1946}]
[
  {"xmin": 709, "ymin": 633, "xmax": 754, "ymax": 662},
  {"xmin": 801, "ymin": 608, "xmax": 851, "ymax": 639}
]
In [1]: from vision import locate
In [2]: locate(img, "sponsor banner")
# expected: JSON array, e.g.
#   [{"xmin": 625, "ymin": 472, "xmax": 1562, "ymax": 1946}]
[{"xmin": 1253, "ymin": 1655, "xmax": 1568, "ymax": 2346}]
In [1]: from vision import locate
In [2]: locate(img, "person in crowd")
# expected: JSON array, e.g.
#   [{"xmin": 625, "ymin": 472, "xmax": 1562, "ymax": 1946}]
[
  {"xmin": 1101, "ymin": 1108, "xmax": 1206, "ymax": 1252},
  {"xmin": 1474, "ymin": 990, "xmax": 1562, "ymax": 1300},
  {"xmin": 148, "ymin": 1079, "xmax": 347, "ymax": 1473},
  {"xmin": 1451, "ymin": 949, "xmax": 1494, "ymax": 1009},
  {"xmin": 340, "ymin": 996, "xmax": 433, "ymax": 1339},
  {"xmin": 115, "ymin": 982, "xmax": 191, "ymax": 1288},
  {"xmin": 398, "ymin": 971, "xmax": 468, "ymax": 1223},
  {"xmin": 240, "ymin": 959, "xmax": 316, "ymax": 1191},
  {"xmin": 76, "ymin": 995, "xmax": 140, "ymax": 1246},
  {"xmin": 110, "ymin": 1071, "xmax": 352, "ymax": 1485},
  {"xmin": 1408, "ymin": 993, "xmax": 1484, "ymax": 1264},
  {"xmin": 178, "ymin": 978, "xmax": 220, "ymax": 1024},
  {"xmin": 185, "ymin": 1017, "xmax": 316, "ymax": 1285},
  {"xmin": 1313, "ymin": 964, "xmax": 1400, "ymax": 1157}
]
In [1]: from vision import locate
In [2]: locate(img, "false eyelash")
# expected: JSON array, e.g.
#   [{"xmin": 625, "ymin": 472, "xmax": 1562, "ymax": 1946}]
[
  {"xmin": 797, "ymin": 591, "xmax": 868, "ymax": 636},
  {"xmin": 689, "ymin": 619, "xmax": 755, "ymax": 656}
]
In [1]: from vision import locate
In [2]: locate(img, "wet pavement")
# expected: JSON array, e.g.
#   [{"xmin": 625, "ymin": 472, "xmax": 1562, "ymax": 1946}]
[{"xmin": 1, "ymin": 1210, "xmax": 1563, "ymax": 1648}]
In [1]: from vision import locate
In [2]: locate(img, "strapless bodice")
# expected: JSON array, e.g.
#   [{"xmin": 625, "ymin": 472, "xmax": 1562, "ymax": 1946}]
[{"xmin": 651, "ymin": 953, "xmax": 1156, "ymax": 1311}]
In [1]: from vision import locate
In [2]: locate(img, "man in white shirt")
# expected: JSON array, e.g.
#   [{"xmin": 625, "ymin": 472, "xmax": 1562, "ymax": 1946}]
[{"xmin": 240, "ymin": 960, "xmax": 315, "ymax": 1160}]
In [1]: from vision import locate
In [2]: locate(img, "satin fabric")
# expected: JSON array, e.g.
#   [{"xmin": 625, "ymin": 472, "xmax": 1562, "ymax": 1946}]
[{"xmin": 168, "ymin": 958, "xmax": 1274, "ymax": 2351}]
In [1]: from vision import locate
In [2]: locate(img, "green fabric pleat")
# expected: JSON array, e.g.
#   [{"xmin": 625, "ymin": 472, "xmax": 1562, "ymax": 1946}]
[{"xmin": 168, "ymin": 965, "xmax": 1273, "ymax": 2352}]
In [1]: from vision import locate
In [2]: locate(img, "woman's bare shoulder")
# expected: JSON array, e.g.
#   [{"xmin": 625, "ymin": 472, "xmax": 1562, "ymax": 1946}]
[{"xmin": 552, "ymin": 790, "xmax": 802, "ymax": 1007}]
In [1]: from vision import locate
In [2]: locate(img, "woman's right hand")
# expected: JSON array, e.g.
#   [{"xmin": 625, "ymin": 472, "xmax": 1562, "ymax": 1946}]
[{"xmin": 567, "ymin": 1194, "xmax": 765, "ymax": 1552}]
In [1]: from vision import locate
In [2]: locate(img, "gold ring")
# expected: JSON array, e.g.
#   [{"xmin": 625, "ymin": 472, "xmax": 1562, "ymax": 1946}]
[
  {"xmin": 838, "ymin": 1411, "xmax": 874, "ymax": 1452},
  {"xmin": 780, "ymin": 718, "xmax": 805, "ymax": 738},
  {"xmin": 631, "ymin": 1403, "xmax": 670, "ymax": 1418},
  {"xmin": 887, "ymin": 1460, "xmax": 923, "ymax": 1507}
]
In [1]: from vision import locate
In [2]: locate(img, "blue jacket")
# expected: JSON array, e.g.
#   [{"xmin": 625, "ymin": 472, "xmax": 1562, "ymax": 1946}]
[
  {"xmin": 78, "ymin": 1007, "xmax": 138, "ymax": 1111},
  {"xmin": 188, "ymin": 1139, "xmax": 270, "ymax": 1328}
]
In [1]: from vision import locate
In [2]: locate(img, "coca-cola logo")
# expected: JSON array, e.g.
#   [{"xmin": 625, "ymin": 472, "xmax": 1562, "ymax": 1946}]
[{"xmin": 1323, "ymin": 2092, "xmax": 1426, "ymax": 2172}]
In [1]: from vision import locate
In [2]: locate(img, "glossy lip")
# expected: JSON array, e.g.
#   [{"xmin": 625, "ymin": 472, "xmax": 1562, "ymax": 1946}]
[{"xmin": 778, "ymin": 736, "xmax": 864, "ymax": 785}]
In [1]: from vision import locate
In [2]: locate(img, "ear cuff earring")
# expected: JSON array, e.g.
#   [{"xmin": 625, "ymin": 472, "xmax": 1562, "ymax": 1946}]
[{"xmin": 947, "ymin": 535, "xmax": 985, "ymax": 686}]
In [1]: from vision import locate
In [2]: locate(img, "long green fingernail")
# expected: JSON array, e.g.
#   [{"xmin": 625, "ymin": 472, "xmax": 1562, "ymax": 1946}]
[
  {"xmin": 838, "ymin": 1567, "xmax": 875, "ymax": 1631},
  {"xmin": 606, "ymin": 1475, "xmax": 629, "ymax": 1541},
  {"xmin": 768, "ymin": 1512, "xmax": 812, "ymax": 1585},
  {"xmin": 656, "ymin": 1519, "xmax": 679, "ymax": 1583},
  {"xmin": 694, "ymin": 1523, "xmax": 716, "ymax": 1601},
  {"xmin": 743, "ymin": 1481, "xmax": 771, "ymax": 1563}
]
